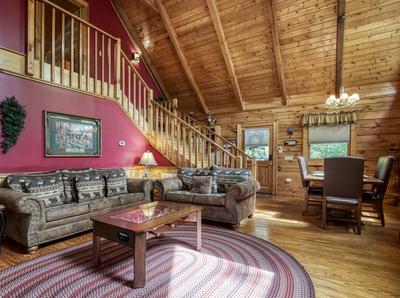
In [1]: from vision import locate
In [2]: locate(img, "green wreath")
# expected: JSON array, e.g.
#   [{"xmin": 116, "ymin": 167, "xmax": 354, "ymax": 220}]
[{"xmin": 0, "ymin": 96, "xmax": 27, "ymax": 153}]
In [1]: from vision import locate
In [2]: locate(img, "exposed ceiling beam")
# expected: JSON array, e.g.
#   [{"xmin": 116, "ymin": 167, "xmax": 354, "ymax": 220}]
[
  {"xmin": 335, "ymin": 0, "xmax": 346, "ymax": 97},
  {"xmin": 110, "ymin": 0, "xmax": 170, "ymax": 100},
  {"xmin": 206, "ymin": 0, "xmax": 244, "ymax": 111},
  {"xmin": 139, "ymin": 0, "xmax": 158, "ymax": 13},
  {"xmin": 266, "ymin": 0, "xmax": 288, "ymax": 106},
  {"xmin": 156, "ymin": 0, "xmax": 209, "ymax": 113}
]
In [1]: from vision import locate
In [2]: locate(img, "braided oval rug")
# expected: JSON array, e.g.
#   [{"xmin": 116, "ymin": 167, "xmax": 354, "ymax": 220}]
[{"xmin": 0, "ymin": 225, "xmax": 314, "ymax": 298}]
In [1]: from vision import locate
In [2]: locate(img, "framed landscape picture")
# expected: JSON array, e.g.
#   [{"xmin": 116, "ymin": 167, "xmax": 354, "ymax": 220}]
[{"xmin": 45, "ymin": 111, "xmax": 102, "ymax": 157}]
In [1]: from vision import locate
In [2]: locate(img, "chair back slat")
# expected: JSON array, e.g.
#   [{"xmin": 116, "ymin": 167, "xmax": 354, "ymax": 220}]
[
  {"xmin": 324, "ymin": 157, "xmax": 364, "ymax": 199},
  {"xmin": 375, "ymin": 156, "xmax": 395, "ymax": 199}
]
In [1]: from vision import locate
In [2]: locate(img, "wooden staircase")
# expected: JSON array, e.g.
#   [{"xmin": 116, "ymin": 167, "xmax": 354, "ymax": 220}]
[{"xmin": 25, "ymin": 0, "xmax": 257, "ymax": 176}]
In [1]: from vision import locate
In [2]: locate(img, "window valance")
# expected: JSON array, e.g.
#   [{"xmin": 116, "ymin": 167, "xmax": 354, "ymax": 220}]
[{"xmin": 301, "ymin": 111, "xmax": 357, "ymax": 127}]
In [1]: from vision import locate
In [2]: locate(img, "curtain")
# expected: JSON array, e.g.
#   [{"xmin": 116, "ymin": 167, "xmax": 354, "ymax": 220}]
[{"xmin": 301, "ymin": 111, "xmax": 357, "ymax": 126}]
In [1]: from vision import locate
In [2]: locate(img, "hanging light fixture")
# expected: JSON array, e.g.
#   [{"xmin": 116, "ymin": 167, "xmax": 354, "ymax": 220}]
[{"xmin": 325, "ymin": 87, "xmax": 360, "ymax": 108}]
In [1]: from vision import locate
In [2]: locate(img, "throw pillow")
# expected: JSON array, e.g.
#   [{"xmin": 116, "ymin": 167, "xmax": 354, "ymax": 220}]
[
  {"xmin": 101, "ymin": 168, "xmax": 128, "ymax": 197},
  {"xmin": 5, "ymin": 171, "xmax": 62, "ymax": 192},
  {"xmin": 191, "ymin": 176, "xmax": 212, "ymax": 194},
  {"xmin": 177, "ymin": 167, "xmax": 198, "ymax": 190},
  {"xmin": 74, "ymin": 172, "xmax": 105, "ymax": 202},
  {"xmin": 211, "ymin": 166, "xmax": 251, "ymax": 192},
  {"xmin": 196, "ymin": 169, "xmax": 218, "ymax": 193},
  {"xmin": 61, "ymin": 168, "xmax": 93, "ymax": 203},
  {"xmin": 21, "ymin": 173, "xmax": 65, "ymax": 207}
]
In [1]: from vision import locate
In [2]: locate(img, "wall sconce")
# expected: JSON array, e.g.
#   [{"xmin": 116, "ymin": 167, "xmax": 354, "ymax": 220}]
[
  {"xmin": 206, "ymin": 112, "xmax": 217, "ymax": 126},
  {"xmin": 287, "ymin": 128, "xmax": 294, "ymax": 136},
  {"xmin": 131, "ymin": 52, "xmax": 141, "ymax": 63}
]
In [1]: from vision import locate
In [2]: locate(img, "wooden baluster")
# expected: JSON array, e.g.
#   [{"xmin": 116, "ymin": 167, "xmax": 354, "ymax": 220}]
[
  {"xmin": 51, "ymin": 8, "xmax": 55, "ymax": 82},
  {"xmin": 101, "ymin": 34, "xmax": 104, "ymax": 95},
  {"xmin": 188, "ymin": 130, "xmax": 193, "ymax": 167},
  {"xmin": 70, "ymin": 18, "xmax": 75, "ymax": 86},
  {"xmin": 61, "ymin": 13, "xmax": 65, "ymax": 85},
  {"xmin": 237, "ymin": 156, "xmax": 243, "ymax": 168},
  {"xmin": 165, "ymin": 113, "xmax": 169, "ymax": 158},
  {"xmin": 108, "ymin": 38, "xmax": 111, "ymax": 97},
  {"xmin": 160, "ymin": 107, "xmax": 164, "ymax": 153},
  {"xmin": 86, "ymin": 25, "xmax": 90, "ymax": 91},
  {"xmin": 133, "ymin": 73, "xmax": 137, "ymax": 121},
  {"xmin": 26, "ymin": 0, "xmax": 35, "ymax": 76},
  {"xmin": 94, "ymin": 30, "xmax": 97, "ymax": 93},
  {"xmin": 114, "ymin": 38, "xmax": 121, "ymax": 100},
  {"xmin": 138, "ymin": 80, "xmax": 142, "ymax": 126},
  {"xmin": 121, "ymin": 57, "xmax": 125, "ymax": 107},
  {"xmin": 128, "ymin": 66, "xmax": 132, "ymax": 115},
  {"xmin": 40, "ymin": 2, "xmax": 45, "ymax": 79},
  {"xmin": 195, "ymin": 133, "xmax": 199, "ymax": 168},
  {"xmin": 148, "ymin": 89, "xmax": 153, "ymax": 133},
  {"xmin": 182, "ymin": 126, "xmax": 187, "ymax": 166},
  {"xmin": 208, "ymin": 141, "xmax": 212, "ymax": 167},
  {"xmin": 176, "ymin": 121, "xmax": 182, "ymax": 165},
  {"xmin": 78, "ymin": 22, "xmax": 83, "ymax": 89},
  {"xmin": 155, "ymin": 105, "xmax": 159, "ymax": 146},
  {"xmin": 144, "ymin": 87, "xmax": 148, "ymax": 130},
  {"xmin": 251, "ymin": 156, "xmax": 257, "ymax": 179}
]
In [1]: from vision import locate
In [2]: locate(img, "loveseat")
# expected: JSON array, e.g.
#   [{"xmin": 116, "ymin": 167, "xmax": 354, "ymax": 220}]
[
  {"xmin": 155, "ymin": 166, "xmax": 260, "ymax": 227},
  {"xmin": 0, "ymin": 168, "xmax": 152, "ymax": 252}
]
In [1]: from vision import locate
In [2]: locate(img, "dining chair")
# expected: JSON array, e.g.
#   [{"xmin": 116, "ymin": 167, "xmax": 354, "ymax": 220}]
[
  {"xmin": 362, "ymin": 156, "xmax": 395, "ymax": 227},
  {"xmin": 297, "ymin": 156, "xmax": 323, "ymax": 215},
  {"xmin": 322, "ymin": 157, "xmax": 364, "ymax": 234}
]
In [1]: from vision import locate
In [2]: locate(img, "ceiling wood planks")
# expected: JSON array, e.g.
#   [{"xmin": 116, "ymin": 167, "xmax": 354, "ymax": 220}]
[
  {"xmin": 266, "ymin": 0, "xmax": 288, "ymax": 106},
  {"xmin": 140, "ymin": 0, "xmax": 158, "ymax": 13},
  {"xmin": 110, "ymin": 0, "xmax": 170, "ymax": 100},
  {"xmin": 335, "ymin": 0, "xmax": 345, "ymax": 97},
  {"xmin": 206, "ymin": 0, "xmax": 244, "ymax": 111},
  {"xmin": 155, "ymin": 0, "xmax": 209, "ymax": 113}
]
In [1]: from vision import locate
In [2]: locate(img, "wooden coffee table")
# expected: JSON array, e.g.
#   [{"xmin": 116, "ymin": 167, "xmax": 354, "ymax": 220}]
[{"xmin": 91, "ymin": 201, "xmax": 202, "ymax": 288}]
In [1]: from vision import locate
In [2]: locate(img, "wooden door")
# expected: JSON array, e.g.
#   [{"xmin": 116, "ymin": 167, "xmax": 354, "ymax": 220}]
[{"xmin": 243, "ymin": 126, "xmax": 273, "ymax": 193}]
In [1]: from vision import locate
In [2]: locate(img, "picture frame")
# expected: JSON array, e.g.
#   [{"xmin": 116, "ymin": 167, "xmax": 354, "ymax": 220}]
[{"xmin": 45, "ymin": 111, "xmax": 102, "ymax": 157}]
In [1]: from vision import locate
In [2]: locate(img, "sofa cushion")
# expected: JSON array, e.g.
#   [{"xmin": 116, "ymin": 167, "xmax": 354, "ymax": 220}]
[
  {"xmin": 196, "ymin": 169, "xmax": 218, "ymax": 193},
  {"xmin": 211, "ymin": 166, "xmax": 251, "ymax": 192},
  {"xmin": 74, "ymin": 172, "xmax": 105, "ymax": 202},
  {"xmin": 22, "ymin": 177, "xmax": 66, "ymax": 208},
  {"xmin": 101, "ymin": 168, "xmax": 128, "ymax": 197},
  {"xmin": 193, "ymin": 193, "xmax": 226, "ymax": 207},
  {"xmin": 117, "ymin": 192, "xmax": 145, "ymax": 205},
  {"xmin": 165, "ymin": 190, "xmax": 193, "ymax": 203},
  {"xmin": 61, "ymin": 169, "xmax": 92, "ymax": 202},
  {"xmin": 177, "ymin": 168, "xmax": 198, "ymax": 190},
  {"xmin": 192, "ymin": 176, "xmax": 212, "ymax": 194},
  {"xmin": 46, "ymin": 203, "xmax": 89, "ymax": 222},
  {"xmin": 88, "ymin": 197, "xmax": 121, "ymax": 212},
  {"xmin": 5, "ymin": 171, "xmax": 62, "ymax": 192}
]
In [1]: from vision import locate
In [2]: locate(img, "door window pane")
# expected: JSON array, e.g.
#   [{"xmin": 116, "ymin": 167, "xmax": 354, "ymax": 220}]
[{"xmin": 244, "ymin": 128, "xmax": 269, "ymax": 160}]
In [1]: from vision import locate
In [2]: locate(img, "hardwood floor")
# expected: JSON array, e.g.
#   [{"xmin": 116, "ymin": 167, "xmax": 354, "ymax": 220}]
[{"xmin": 0, "ymin": 195, "xmax": 399, "ymax": 297}]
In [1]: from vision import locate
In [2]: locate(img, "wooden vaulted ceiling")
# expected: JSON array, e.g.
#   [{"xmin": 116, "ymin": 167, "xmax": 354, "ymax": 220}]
[{"xmin": 113, "ymin": 0, "xmax": 400, "ymax": 115}]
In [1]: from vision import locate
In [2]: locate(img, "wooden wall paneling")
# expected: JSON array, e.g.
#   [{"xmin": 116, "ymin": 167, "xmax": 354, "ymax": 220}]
[
  {"xmin": 266, "ymin": 0, "xmax": 288, "ymax": 106},
  {"xmin": 206, "ymin": 0, "xmax": 244, "ymax": 111},
  {"xmin": 156, "ymin": 0, "xmax": 209, "ymax": 113}
]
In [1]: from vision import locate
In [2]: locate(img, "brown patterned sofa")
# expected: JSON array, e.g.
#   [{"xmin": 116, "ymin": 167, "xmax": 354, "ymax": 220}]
[
  {"xmin": 155, "ymin": 166, "xmax": 260, "ymax": 227},
  {"xmin": 0, "ymin": 168, "xmax": 153, "ymax": 253}
]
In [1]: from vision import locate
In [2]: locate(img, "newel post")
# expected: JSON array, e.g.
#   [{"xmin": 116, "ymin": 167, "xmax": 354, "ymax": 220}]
[
  {"xmin": 114, "ymin": 38, "xmax": 121, "ymax": 101},
  {"xmin": 251, "ymin": 156, "xmax": 257, "ymax": 179},
  {"xmin": 26, "ymin": 0, "xmax": 35, "ymax": 76}
]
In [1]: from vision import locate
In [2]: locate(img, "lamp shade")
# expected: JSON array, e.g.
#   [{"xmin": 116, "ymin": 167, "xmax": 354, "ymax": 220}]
[{"xmin": 139, "ymin": 151, "xmax": 158, "ymax": 166}]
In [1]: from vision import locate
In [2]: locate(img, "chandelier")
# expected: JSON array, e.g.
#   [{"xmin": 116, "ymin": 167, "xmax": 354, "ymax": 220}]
[{"xmin": 325, "ymin": 87, "xmax": 360, "ymax": 108}]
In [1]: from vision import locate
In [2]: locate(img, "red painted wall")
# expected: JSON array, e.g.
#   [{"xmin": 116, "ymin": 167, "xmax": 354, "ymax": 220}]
[{"xmin": 0, "ymin": 0, "xmax": 172, "ymax": 173}]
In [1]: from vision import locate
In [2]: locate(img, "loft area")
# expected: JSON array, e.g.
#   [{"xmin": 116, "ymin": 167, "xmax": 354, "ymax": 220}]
[{"xmin": 0, "ymin": 0, "xmax": 399, "ymax": 297}]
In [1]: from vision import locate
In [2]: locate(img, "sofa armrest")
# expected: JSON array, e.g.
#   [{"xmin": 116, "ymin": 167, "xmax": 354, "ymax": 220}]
[
  {"xmin": 0, "ymin": 188, "xmax": 43, "ymax": 214},
  {"xmin": 226, "ymin": 179, "xmax": 260, "ymax": 201},
  {"xmin": 126, "ymin": 178, "xmax": 153, "ymax": 202},
  {"xmin": 155, "ymin": 177, "xmax": 183, "ymax": 200}
]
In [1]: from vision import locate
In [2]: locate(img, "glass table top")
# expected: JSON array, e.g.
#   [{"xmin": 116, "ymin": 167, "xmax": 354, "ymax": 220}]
[{"xmin": 111, "ymin": 204, "xmax": 180, "ymax": 224}]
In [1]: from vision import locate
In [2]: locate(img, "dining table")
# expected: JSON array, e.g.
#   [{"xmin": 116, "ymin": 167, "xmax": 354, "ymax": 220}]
[{"xmin": 304, "ymin": 170, "xmax": 384, "ymax": 185}]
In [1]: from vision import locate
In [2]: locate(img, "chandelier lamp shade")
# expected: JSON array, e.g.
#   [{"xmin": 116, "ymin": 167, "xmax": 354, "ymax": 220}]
[
  {"xmin": 138, "ymin": 151, "xmax": 158, "ymax": 179},
  {"xmin": 325, "ymin": 87, "xmax": 360, "ymax": 108}
]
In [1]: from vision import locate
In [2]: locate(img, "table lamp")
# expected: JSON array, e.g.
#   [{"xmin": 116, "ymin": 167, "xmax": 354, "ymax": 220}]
[{"xmin": 138, "ymin": 151, "xmax": 158, "ymax": 179}]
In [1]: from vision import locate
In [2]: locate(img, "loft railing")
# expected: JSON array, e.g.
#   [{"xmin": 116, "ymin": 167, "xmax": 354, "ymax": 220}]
[{"xmin": 25, "ymin": 0, "xmax": 257, "ymax": 176}]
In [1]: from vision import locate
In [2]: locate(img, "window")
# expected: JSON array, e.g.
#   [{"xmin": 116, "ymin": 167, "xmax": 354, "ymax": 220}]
[
  {"xmin": 244, "ymin": 128, "xmax": 269, "ymax": 160},
  {"xmin": 308, "ymin": 125, "xmax": 350, "ymax": 159}
]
